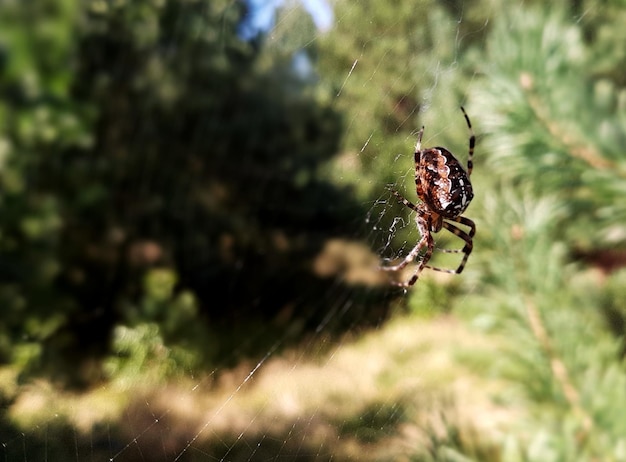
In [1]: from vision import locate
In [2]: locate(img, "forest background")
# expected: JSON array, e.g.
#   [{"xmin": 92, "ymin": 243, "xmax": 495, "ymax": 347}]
[{"xmin": 1, "ymin": 0, "xmax": 626, "ymax": 460}]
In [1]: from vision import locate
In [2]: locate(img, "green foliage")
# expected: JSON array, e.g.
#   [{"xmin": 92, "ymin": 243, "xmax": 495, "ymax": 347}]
[
  {"xmin": 337, "ymin": 401, "xmax": 407, "ymax": 444},
  {"xmin": 465, "ymin": 186, "xmax": 626, "ymax": 460},
  {"xmin": 105, "ymin": 323, "xmax": 175, "ymax": 386},
  {"xmin": 470, "ymin": 4, "xmax": 626, "ymax": 249},
  {"xmin": 104, "ymin": 268, "xmax": 211, "ymax": 384},
  {"xmin": 407, "ymin": 276, "xmax": 462, "ymax": 317},
  {"xmin": 0, "ymin": 0, "xmax": 374, "ymax": 383},
  {"xmin": 459, "ymin": 4, "xmax": 626, "ymax": 459},
  {"xmin": 316, "ymin": 2, "xmax": 626, "ymax": 457},
  {"xmin": 0, "ymin": 0, "xmax": 87, "ymax": 373},
  {"xmin": 3, "ymin": 0, "xmax": 626, "ymax": 460},
  {"xmin": 317, "ymin": 0, "xmax": 468, "ymax": 196}
]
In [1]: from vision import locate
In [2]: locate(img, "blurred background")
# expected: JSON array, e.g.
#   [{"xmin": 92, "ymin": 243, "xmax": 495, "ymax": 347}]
[{"xmin": 1, "ymin": 0, "xmax": 626, "ymax": 460}]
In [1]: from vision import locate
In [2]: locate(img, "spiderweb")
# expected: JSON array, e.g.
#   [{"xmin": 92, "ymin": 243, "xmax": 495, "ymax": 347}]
[{"xmin": 0, "ymin": 0, "xmax": 605, "ymax": 461}]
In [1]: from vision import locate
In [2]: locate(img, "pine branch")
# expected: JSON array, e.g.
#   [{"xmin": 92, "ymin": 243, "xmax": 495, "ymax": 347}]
[
  {"xmin": 523, "ymin": 296, "xmax": 593, "ymax": 443},
  {"xmin": 519, "ymin": 72, "xmax": 624, "ymax": 176}
]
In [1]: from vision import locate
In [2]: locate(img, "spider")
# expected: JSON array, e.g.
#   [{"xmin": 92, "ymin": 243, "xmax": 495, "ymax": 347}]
[{"xmin": 380, "ymin": 107, "xmax": 476, "ymax": 288}]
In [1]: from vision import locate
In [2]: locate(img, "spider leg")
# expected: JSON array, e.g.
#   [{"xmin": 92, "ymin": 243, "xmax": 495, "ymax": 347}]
[
  {"xmin": 403, "ymin": 235, "xmax": 434, "ymax": 286},
  {"xmin": 425, "ymin": 216, "xmax": 475, "ymax": 274},
  {"xmin": 460, "ymin": 106, "xmax": 474, "ymax": 177},
  {"xmin": 428, "ymin": 215, "xmax": 475, "ymax": 254},
  {"xmin": 414, "ymin": 126, "xmax": 425, "ymax": 154},
  {"xmin": 386, "ymin": 188, "xmax": 419, "ymax": 212},
  {"xmin": 380, "ymin": 213, "xmax": 435, "ymax": 287},
  {"xmin": 451, "ymin": 215, "xmax": 476, "ymax": 238},
  {"xmin": 379, "ymin": 233, "xmax": 430, "ymax": 273}
]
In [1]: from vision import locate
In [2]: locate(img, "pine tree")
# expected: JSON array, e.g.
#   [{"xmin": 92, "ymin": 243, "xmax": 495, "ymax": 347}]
[
  {"xmin": 0, "ymin": 0, "xmax": 373, "ymax": 383},
  {"xmin": 464, "ymin": 3, "xmax": 626, "ymax": 459}
]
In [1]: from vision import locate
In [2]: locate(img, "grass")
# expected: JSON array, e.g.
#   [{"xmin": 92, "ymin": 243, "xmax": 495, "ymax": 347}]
[{"xmin": 1, "ymin": 313, "xmax": 521, "ymax": 461}]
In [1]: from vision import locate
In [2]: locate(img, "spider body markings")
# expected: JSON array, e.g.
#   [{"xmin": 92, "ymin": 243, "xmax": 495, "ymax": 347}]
[{"xmin": 380, "ymin": 107, "xmax": 476, "ymax": 288}]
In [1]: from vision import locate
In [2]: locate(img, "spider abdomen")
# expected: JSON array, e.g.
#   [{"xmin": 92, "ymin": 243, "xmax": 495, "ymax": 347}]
[{"xmin": 416, "ymin": 147, "xmax": 473, "ymax": 218}]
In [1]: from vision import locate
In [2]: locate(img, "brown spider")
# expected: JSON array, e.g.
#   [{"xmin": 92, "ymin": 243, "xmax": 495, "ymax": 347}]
[{"xmin": 380, "ymin": 107, "xmax": 476, "ymax": 287}]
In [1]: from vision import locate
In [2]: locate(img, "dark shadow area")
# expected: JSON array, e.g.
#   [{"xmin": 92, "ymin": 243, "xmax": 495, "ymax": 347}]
[{"xmin": 0, "ymin": 0, "xmax": 394, "ymax": 386}]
